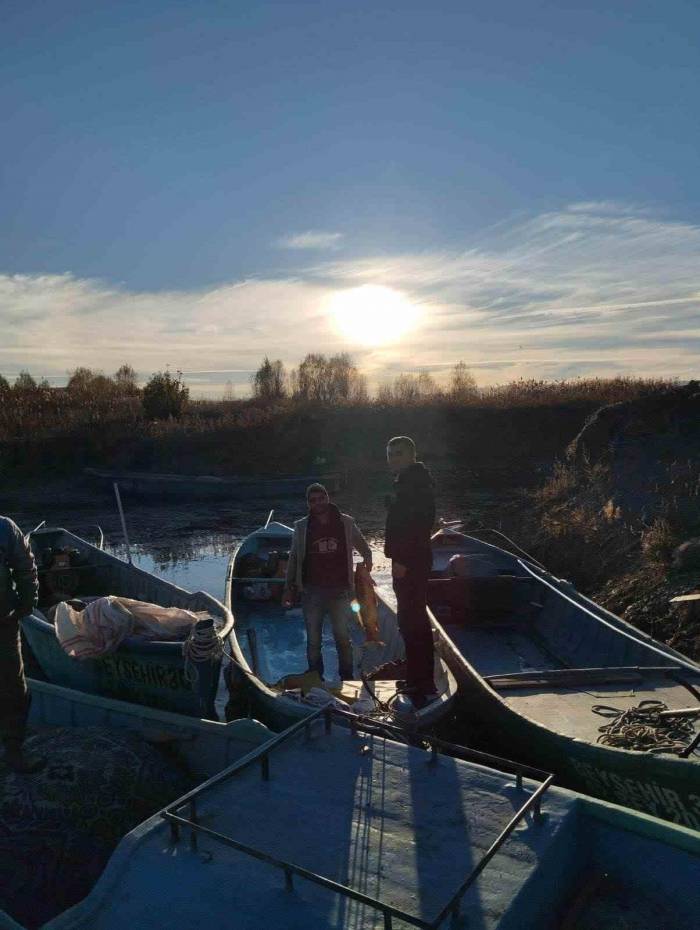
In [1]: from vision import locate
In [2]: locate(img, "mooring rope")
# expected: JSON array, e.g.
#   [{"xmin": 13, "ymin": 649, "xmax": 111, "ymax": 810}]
[
  {"xmin": 183, "ymin": 621, "xmax": 224, "ymax": 683},
  {"xmin": 592, "ymin": 700, "xmax": 698, "ymax": 754}
]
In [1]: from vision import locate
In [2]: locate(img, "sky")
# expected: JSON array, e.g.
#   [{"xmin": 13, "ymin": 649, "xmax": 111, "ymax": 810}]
[{"xmin": 2, "ymin": 0, "xmax": 699, "ymax": 396}]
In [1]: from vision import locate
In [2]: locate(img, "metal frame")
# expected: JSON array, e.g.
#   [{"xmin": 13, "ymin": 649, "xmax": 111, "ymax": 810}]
[{"xmin": 161, "ymin": 707, "xmax": 554, "ymax": 930}]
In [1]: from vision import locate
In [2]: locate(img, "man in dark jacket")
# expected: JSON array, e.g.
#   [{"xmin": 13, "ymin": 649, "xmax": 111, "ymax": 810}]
[
  {"xmin": 384, "ymin": 436, "xmax": 436, "ymax": 708},
  {"xmin": 1, "ymin": 515, "xmax": 44, "ymax": 772}
]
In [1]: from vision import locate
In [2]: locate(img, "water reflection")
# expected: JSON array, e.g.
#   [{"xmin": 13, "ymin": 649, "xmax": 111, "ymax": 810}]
[
  {"xmin": 11, "ymin": 475, "xmax": 507, "ymax": 603},
  {"xmin": 107, "ymin": 539, "xmax": 234, "ymax": 602}
]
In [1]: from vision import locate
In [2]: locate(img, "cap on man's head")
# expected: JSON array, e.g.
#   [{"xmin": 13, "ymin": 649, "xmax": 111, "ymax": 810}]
[{"xmin": 306, "ymin": 482, "xmax": 328, "ymax": 500}]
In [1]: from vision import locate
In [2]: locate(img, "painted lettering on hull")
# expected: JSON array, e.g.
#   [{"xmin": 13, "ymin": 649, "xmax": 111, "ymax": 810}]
[
  {"xmin": 569, "ymin": 759, "xmax": 700, "ymax": 830},
  {"xmin": 99, "ymin": 656, "xmax": 190, "ymax": 692}
]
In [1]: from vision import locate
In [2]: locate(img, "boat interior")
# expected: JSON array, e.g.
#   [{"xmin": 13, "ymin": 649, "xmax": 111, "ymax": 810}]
[
  {"xmin": 429, "ymin": 529, "xmax": 700, "ymax": 746},
  {"xmin": 229, "ymin": 522, "xmax": 453, "ymax": 715},
  {"xmin": 28, "ymin": 527, "xmax": 227, "ymax": 626}
]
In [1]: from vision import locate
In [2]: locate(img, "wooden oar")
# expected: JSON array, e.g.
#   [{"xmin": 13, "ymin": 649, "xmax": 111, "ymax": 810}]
[{"xmin": 658, "ymin": 707, "xmax": 700, "ymax": 718}]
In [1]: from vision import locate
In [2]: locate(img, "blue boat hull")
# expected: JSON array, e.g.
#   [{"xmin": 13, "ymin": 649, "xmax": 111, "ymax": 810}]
[{"xmin": 22, "ymin": 527, "xmax": 235, "ymax": 719}]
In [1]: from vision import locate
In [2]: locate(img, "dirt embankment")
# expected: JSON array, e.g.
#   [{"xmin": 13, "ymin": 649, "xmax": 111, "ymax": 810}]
[{"xmin": 525, "ymin": 381, "xmax": 700, "ymax": 660}]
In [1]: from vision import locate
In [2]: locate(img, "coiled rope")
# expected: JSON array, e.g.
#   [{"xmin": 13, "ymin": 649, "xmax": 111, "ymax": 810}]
[
  {"xmin": 592, "ymin": 700, "xmax": 698, "ymax": 755},
  {"xmin": 183, "ymin": 621, "xmax": 224, "ymax": 684}
]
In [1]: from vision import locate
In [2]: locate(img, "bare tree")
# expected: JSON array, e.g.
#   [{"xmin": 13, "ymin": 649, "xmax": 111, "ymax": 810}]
[
  {"xmin": 450, "ymin": 361, "xmax": 478, "ymax": 402},
  {"xmin": 392, "ymin": 373, "xmax": 421, "ymax": 405},
  {"xmin": 14, "ymin": 371, "xmax": 37, "ymax": 391},
  {"xmin": 295, "ymin": 353, "xmax": 327, "ymax": 402},
  {"xmin": 252, "ymin": 357, "xmax": 286, "ymax": 400},
  {"xmin": 416, "ymin": 371, "xmax": 441, "ymax": 401},
  {"xmin": 66, "ymin": 367, "xmax": 96, "ymax": 393},
  {"xmin": 376, "ymin": 382, "xmax": 394, "ymax": 404},
  {"xmin": 294, "ymin": 353, "xmax": 362, "ymax": 404},
  {"xmin": 349, "ymin": 371, "xmax": 369, "ymax": 403},
  {"xmin": 114, "ymin": 364, "xmax": 140, "ymax": 394}
]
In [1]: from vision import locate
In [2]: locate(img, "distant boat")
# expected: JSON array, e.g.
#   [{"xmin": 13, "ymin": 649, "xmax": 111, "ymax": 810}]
[
  {"xmin": 29, "ymin": 708, "xmax": 700, "ymax": 930},
  {"xmin": 225, "ymin": 514, "xmax": 458, "ymax": 731},
  {"xmin": 426, "ymin": 525, "xmax": 700, "ymax": 829},
  {"xmin": 83, "ymin": 467, "xmax": 341, "ymax": 500},
  {"xmin": 21, "ymin": 526, "xmax": 236, "ymax": 719}
]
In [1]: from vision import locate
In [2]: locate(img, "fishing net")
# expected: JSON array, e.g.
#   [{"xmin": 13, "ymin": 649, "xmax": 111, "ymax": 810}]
[{"xmin": 0, "ymin": 726, "xmax": 191, "ymax": 928}]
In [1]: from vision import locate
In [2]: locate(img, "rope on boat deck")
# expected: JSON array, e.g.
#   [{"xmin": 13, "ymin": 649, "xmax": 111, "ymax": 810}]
[
  {"xmin": 592, "ymin": 700, "xmax": 698, "ymax": 755},
  {"xmin": 183, "ymin": 622, "xmax": 224, "ymax": 683}
]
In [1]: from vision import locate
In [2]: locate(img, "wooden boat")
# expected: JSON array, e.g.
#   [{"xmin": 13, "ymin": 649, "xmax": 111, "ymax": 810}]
[
  {"xmin": 426, "ymin": 525, "xmax": 700, "ymax": 829},
  {"xmin": 225, "ymin": 515, "xmax": 457, "ymax": 731},
  {"xmin": 21, "ymin": 527, "xmax": 235, "ymax": 719},
  {"xmin": 84, "ymin": 467, "xmax": 341, "ymax": 500},
  {"xmin": 0, "ymin": 677, "xmax": 274, "ymax": 930},
  {"xmin": 32, "ymin": 712, "xmax": 700, "ymax": 930},
  {"xmin": 25, "ymin": 677, "xmax": 272, "ymax": 779}
]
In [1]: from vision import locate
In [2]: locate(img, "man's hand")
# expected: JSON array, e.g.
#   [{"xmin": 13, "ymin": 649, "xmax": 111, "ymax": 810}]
[
  {"xmin": 391, "ymin": 562, "xmax": 407, "ymax": 579},
  {"xmin": 281, "ymin": 587, "xmax": 295, "ymax": 609}
]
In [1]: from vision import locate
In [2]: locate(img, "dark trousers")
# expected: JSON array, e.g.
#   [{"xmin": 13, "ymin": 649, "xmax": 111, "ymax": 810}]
[
  {"xmin": 0, "ymin": 615, "xmax": 30, "ymax": 744},
  {"xmin": 393, "ymin": 567, "xmax": 435, "ymax": 694}
]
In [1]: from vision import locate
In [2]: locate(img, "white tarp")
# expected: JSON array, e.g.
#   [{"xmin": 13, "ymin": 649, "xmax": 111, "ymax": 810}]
[{"xmin": 54, "ymin": 596, "xmax": 199, "ymax": 660}]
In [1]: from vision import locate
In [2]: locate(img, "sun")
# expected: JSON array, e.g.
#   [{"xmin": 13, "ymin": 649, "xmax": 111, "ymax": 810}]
[{"xmin": 327, "ymin": 285, "xmax": 420, "ymax": 346}]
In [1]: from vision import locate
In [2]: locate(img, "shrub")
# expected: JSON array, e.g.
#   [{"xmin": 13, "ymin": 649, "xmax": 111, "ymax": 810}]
[
  {"xmin": 142, "ymin": 370, "xmax": 189, "ymax": 420},
  {"xmin": 641, "ymin": 518, "xmax": 678, "ymax": 567}
]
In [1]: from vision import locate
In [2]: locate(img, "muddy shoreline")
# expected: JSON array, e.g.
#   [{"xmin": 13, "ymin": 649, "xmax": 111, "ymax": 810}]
[{"xmin": 3, "ymin": 472, "xmax": 522, "ymax": 551}]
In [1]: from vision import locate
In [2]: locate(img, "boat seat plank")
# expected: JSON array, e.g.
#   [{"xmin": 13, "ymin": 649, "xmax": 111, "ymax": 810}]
[{"xmin": 487, "ymin": 666, "xmax": 684, "ymax": 691}]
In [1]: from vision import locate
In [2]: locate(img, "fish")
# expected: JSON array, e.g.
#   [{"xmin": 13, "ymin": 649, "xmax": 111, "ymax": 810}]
[{"xmin": 353, "ymin": 564, "xmax": 383, "ymax": 644}]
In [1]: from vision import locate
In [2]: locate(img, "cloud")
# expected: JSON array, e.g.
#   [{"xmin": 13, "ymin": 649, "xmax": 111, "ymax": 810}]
[
  {"xmin": 565, "ymin": 201, "xmax": 653, "ymax": 217},
  {"xmin": 2, "ymin": 202, "xmax": 699, "ymax": 394},
  {"xmin": 277, "ymin": 230, "xmax": 343, "ymax": 250}
]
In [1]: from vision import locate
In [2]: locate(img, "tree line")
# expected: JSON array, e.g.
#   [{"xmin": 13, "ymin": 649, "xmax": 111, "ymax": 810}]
[
  {"xmin": 0, "ymin": 365, "xmax": 189, "ymax": 421},
  {"xmin": 251, "ymin": 353, "xmax": 478, "ymax": 404},
  {"xmin": 1, "ymin": 355, "xmax": 674, "ymax": 429}
]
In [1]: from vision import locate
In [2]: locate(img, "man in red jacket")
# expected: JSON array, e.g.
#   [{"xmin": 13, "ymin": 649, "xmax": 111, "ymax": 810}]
[{"xmin": 284, "ymin": 484, "xmax": 372, "ymax": 682}]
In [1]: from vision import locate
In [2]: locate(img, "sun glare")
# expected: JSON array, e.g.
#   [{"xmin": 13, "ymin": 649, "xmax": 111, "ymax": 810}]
[{"xmin": 328, "ymin": 285, "xmax": 420, "ymax": 346}]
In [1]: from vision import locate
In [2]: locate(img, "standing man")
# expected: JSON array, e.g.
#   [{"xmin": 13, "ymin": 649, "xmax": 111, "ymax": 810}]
[
  {"xmin": 1, "ymin": 514, "xmax": 44, "ymax": 772},
  {"xmin": 284, "ymin": 484, "xmax": 373, "ymax": 682},
  {"xmin": 384, "ymin": 436, "xmax": 437, "ymax": 708}
]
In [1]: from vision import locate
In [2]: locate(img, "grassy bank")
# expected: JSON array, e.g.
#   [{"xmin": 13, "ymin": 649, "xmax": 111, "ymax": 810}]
[
  {"xmin": 0, "ymin": 376, "xmax": 673, "ymax": 481},
  {"xmin": 514, "ymin": 382, "xmax": 700, "ymax": 659}
]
